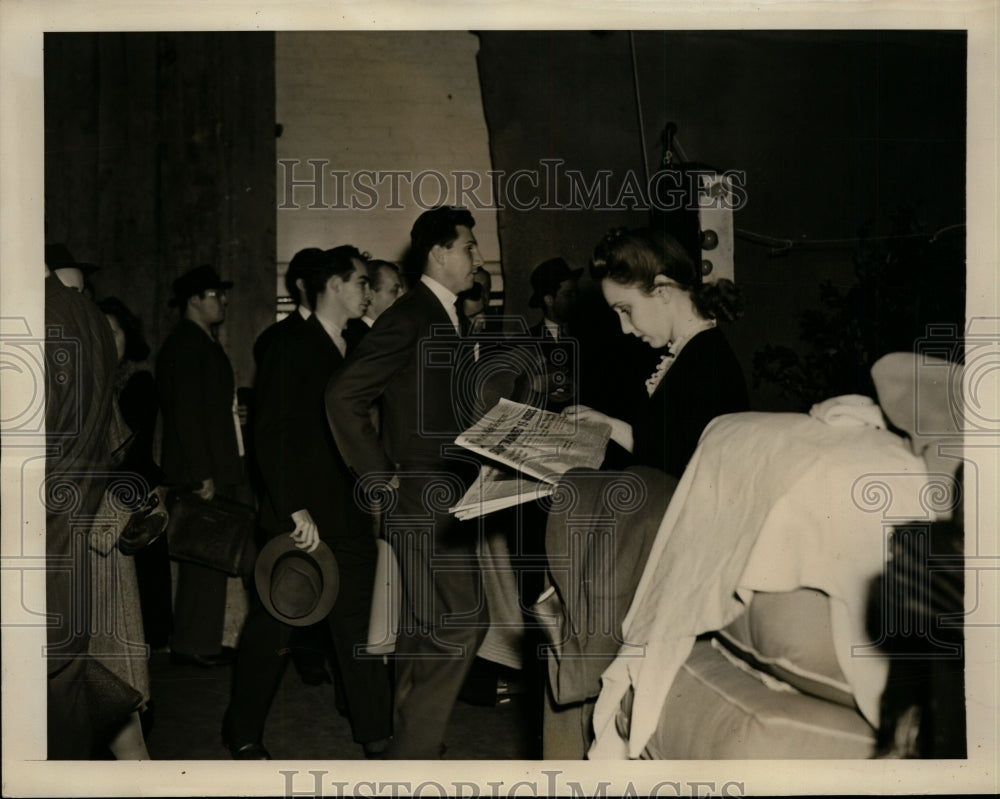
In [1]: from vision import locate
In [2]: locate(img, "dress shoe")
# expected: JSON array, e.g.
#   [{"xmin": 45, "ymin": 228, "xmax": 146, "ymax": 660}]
[
  {"xmin": 228, "ymin": 741, "xmax": 271, "ymax": 760},
  {"xmin": 362, "ymin": 737, "xmax": 392, "ymax": 759},
  {"xmin": 222, "ymin": 710, "xmax": 271, "ymax": 759},
  {"xmin": 170, "ymin": 646, "xmax": 235, "ymax": 668}
]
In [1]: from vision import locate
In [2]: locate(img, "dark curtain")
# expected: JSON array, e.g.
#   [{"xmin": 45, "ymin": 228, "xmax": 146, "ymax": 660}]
[
  {"xmin": 475, "ymin": 31, "xmax": 656, "ymax": 416},
  {"xmin": 630, "ymin": 30, "xmax": 966, "ymax": 409},
  {"xmin": 44, "ymin": 32, "xmax": 276, "ymax": 388},
  {"xmin": 475, "ymin": 31, "xmax": 649, "ymax": 321}
]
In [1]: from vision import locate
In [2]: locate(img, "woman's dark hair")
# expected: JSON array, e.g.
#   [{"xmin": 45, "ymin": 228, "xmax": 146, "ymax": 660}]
[
  {"xmin": 302, "ymin": 245, "xmax": 367, "ymax": 309},
  {"xmin": 590, "ymin": 227, "xmax": 744, "ymax": 323},
  {"xmin": 97, "ymin": 296, "xmax": 150, "ymax": 362}
]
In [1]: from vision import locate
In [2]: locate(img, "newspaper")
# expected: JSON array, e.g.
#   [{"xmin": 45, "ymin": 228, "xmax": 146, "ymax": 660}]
[
  {"xmin": 450, "ymin": 398, "xmax": 611, "ymax": 518},
  {"xmin": 455, "ymin": 398, "xmax": 611, "ymax": 482},
  {"xmin": 450, "ymin": 464, "xmax": 555, "ymax": 521}
]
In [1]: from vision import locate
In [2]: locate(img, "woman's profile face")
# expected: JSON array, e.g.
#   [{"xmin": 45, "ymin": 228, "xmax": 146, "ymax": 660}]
[
  {"xmin": 601, "ymin": 278, "xmax": 671, "ymax": 349},
  {"xmin": 105, "ymin": 313, "xmax": 127, "ymax": 362}
]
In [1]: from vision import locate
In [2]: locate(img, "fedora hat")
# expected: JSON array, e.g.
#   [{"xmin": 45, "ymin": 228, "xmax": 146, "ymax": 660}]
[
  {"xmin": 168, "ymin": 264, "xmax": 234, "ymax": 307},
  {"xmin": 528, "ymin": 257, "xmax": 583, "ymax": 308},
  {"xmin": 255, "ymin": 536, "xmax": 339, "ymax": 627},
  {"xmin": 45, "ymin": 243, "xmax": 99, "ymax": 277}
]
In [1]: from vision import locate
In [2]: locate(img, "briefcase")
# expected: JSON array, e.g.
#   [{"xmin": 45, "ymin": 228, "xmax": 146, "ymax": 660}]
[{"xmin": 165, "ymin": 491, "xmax": 254, "ymax": 576}]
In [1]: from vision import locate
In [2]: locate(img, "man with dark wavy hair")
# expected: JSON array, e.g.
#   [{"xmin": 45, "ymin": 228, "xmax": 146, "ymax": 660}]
[
  {"xmin": 327, "ymin": 206, "xmax": 488, "ymax": 759},
  {"xmin": 251, "ymin": 247, "xmax": 335, "ymax": 688},
  {"xmin": 253, "ymin": 247, "xmax": 324, "ymax": 368},
  {"xmin": 224, "ymin": 246, "xmax": 392, "ymax": 759}
]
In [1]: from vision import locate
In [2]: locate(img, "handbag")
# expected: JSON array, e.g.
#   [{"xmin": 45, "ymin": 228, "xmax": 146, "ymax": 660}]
[
  {"xmin": 117, "ymin": 492, "xmax": 168, "ymax": 556},
  {"xmin": 165, "ymin": 490, "xmax": 254, "ymax": 576}
]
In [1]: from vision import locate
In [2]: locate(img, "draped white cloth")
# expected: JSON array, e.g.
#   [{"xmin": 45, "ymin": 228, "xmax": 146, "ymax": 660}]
[{"xmin": 589, "ymin": 410, "xmax": 937, "ymax": 759}]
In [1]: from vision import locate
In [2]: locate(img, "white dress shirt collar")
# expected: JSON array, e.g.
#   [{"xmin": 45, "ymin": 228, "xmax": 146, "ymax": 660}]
[
  {"xmin": 316, "ymin": 313, "xmax": 347, "ymax": 357},
  {"xmin": 420, "ymin": 274, "xmax": 461, "ymax": 333}
]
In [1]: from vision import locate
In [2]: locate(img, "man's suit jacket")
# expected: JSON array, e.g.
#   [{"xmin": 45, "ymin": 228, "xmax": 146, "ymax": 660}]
[
  {"xmin": 343, "ymin": 316, "xmax": 371, "ymax": 352},
  {"xmin": 249, "ymin": 310, "xmax": 305, "ymax": 489},
  {"xmin": 255, "ymin": 314, "xmax": 365, "ymax": 539},
  {"xmin": 156, "ymin": 318, "xmax": 242, "ymax": 488},
  {"xmin": 326, "ymin": 280, "xmax": 476, "ymax": 481},
  {"xmin": 514, "ymin": 320, "xmax": 577, "ymax": 412},
  {"xmin": 253, "ymin": 309, "xmax": 305, "ymax": 369}
]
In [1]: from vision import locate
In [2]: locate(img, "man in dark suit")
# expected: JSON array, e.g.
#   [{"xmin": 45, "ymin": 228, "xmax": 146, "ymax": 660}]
[
  {"xmin": 524, "ymin": 257, "xmax": 583, "ymax": 412},
  {"xmin": 344, "ymin": 258, "xmax": 403, "ymax": 350},
  {"xmin": 252, "ymin": 246, "xmax": 338, "ymax": 688},
  {"xmin": 326, "ymin": 206, "xmax": 488, "ymax": 759},
  {"xmin": 156, "ymin": 265, "xmax": 245, "ymax": 666},
  {"xmin": 224, "ymin": 246, "xmax": 392, "ymax": 759},
  {"xmin": 252, "ymin": 247, "xmax": 323, "ymax": 368}
]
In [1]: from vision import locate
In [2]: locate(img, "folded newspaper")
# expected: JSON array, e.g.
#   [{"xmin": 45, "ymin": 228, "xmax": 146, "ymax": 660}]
[
  {"xmin": 450, "ymin": 398, "xmax": 612, "ymax": 519},
  {"xmin": 450, "ymin": 465, "xmax": 556, "ymax": 520}
]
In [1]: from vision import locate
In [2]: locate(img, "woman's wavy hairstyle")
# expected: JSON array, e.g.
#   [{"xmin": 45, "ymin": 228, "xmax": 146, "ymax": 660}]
[
  {"xmin": 590, "ymin": 227, "xmax": 744, "ymax": 323},
  {"xmin": 97, "ymin": 296, "xmax": 151, "ymax": 362}
]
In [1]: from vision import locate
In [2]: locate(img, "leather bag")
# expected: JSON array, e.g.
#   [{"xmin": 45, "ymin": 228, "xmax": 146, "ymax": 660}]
[{"xmin": 165, "ymin": 491, "xmax": 254, "ymax": 576}]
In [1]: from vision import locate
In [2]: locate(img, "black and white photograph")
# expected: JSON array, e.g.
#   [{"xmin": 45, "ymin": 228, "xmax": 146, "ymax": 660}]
[{"xmin": 1, "ymin": 1, "xmax": 998, "ymax": 796}]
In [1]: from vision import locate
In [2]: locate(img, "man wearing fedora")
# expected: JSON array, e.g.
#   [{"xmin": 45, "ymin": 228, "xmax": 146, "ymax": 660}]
[
  {"xmin": 522, "ymin": 256, "xmax": 583, "ymax": 412},
  {"xmin": 327, "ymin": 206, "xmax": 489, "ymax": 759},
  {"xmin": 45, "ymin": 242, "xmax": 100, "ymax": 296},
  {"xmin": 224, "ymin": 246, "xmax": 393, "ymax": 759},
  {"xmin": 156, "ymin": 264, "xmax": 245, "ymax": 667}
]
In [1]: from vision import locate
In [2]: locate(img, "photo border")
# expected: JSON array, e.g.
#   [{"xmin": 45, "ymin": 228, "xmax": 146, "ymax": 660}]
[{"xmin": 2, "ymin": 1, "xmax": 997, "ymax": 795}]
